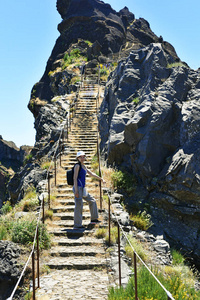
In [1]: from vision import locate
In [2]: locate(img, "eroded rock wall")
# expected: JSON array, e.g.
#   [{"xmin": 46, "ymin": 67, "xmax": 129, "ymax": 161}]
[{"xmin": 99, "ymin": 42, "xmax": 200, "ymax": 265}]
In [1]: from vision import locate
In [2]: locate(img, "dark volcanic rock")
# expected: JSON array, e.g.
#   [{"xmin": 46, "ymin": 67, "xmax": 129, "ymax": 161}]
[
  {"xmin": 0, "ymin": 136, "xmax": 27, "ymax": 171},
  {"xmin": 99, "ymin": 42, "xmax": 200, "ymax": 265},
  {"xmin": 0, "ymin": 241, "xmax": 22, "ymax": 300},
  {"xmin": 28, "ymin": 0, "xmax": 178, "ymax": 118},
  {"xmin": 7, "ymin": 162, "xmax": 47, "ymax": 204},
  {"xmin": 0, "ymin": 137, "xmax": 32, "ymax": 207}
]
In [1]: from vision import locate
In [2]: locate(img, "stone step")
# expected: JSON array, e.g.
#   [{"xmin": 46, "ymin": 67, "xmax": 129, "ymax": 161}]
[
  {"xmin": 51, "ymin": 220, "xmax": 89, "ymax": 228},
  {"xmin": 57, "ymin": 186, "xmax": 98, "ymax": 193},
  {"xmin": 49, "ymin": 228, "xmax": 92, "ymax": 237},
  {"xmin": 53, "ymin": 236, "xmax": 103, "ymax": 247},
  {"xmin": 56, "ymin": 199, "xmax": 75, "ymax": 205},
  {"xmin": 52, "ymin": 212, "xmax": 91, "ymax": 220},
  {"xmin": 47, "ymin": 256, "xmax": 108, "ymax": 270},
  {"xmin": 56, "ymin": 188, "xmax": 99, "ymax": 197},
  {"xmin": 56, "ymin": 180, "xmax": 97, "ymax": 188},
  {"xmin": 52, "ymin": 206, "xmax": 89, "ymax": 213},
  {"xmin": 67, "ymin": 136, "xmax": 97, "ymax": 140},
  {"xmin": 50, "ymin": 246, "xmax": 105, "ymax": 257}
]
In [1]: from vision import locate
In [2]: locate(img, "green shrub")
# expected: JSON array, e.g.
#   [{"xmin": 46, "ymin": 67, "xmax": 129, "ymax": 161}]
[
  {"xmin": 125, "ymin": 236, "xmax": 148, "ymax": 263},
  {"xmin": 0, "ymin": 224, "xmax": 8, "ymax": 240},
  {"xmin": 132, "ymin": 97, "xmax": 140, "ymax": 104},
  {"xmin": 171, "ymin": 249, "xmax": 185, "ymax": 266},
  {"xmin": 41, "ymin": 161, "xmax": 52, "ymax": 170},
  {"xmin": 95, "ymin": 227, "xmax": 107, "ymax": 239},
  {"xmin": 44, "ymin": 209, "xmax": 53, "ymax": 220},
  {"xmin": 111, "ymin": 170, "xmax": 136, "ymax": 195},
  {"xmin": 0, "ymin": 201, "xmax": 12, "ymax": 215},
  {"xmin": 167, "ymin": 62, "xmax": 186, "ymax": 68},
  {"xmin": 85, "ymin": 40, "xmax": 93, "ymax": 47},
  {"xmin": 105, "ymin": 226, "xmax": 118, "ymax": 245},
  {"xmin": 23, "ymin": 198, "xmax": 39, "ymax": 212},
  {"xmin": 23, "ymin": 186, "xmax": 37, "ymax": 201},
  {"xmin": 23, "ymin": 153, "xmax": 33, "ymax": 165},
  {"xmin": 130, "ymin": 211, "xmax": 153, "ymax": 231},
  {"xmin": 11, "ymin": 219, "xmax": 51, "ymax": 249},
  {"xmin": 108, "ymin": 265, "xmax": 200, "ymax": 299},
  {"xmin": 62, "ymin": 48, "xmax": 85, "ymax": 69},
  {"xmin": 91, "ymin": 154, "xmax": 99, "ymax": 173}
]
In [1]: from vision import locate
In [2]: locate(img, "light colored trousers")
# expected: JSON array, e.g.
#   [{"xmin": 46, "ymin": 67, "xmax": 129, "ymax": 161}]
[{"xmin": 73, "ymin": 186, "xmax": 99, "ymax": 227}]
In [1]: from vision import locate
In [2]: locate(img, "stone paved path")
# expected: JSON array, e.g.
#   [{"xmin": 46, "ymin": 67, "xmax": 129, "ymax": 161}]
[
  {"xmin": 36, "ymin": 73, "xmax": 111, "ymax": 299},
  {"xmin": 36, "ymin": 270, "xmax": 109, "ymax": 300}
]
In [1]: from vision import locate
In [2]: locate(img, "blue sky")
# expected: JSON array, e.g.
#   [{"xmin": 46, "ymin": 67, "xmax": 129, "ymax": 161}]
[{"xmin": 0, "ymin": 0, "xmax": 199, "ymax": 148}]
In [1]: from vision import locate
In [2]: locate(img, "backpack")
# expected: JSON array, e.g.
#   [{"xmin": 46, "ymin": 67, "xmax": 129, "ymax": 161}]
[{"xmin": 66, "ymin": 162, "xmax": 81, "ymax": 185}]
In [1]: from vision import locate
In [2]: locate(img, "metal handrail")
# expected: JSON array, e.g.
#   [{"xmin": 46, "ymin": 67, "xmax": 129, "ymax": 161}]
[
  {"xmin": 105, "ymin": 193, "xmax": 175, "ymax": 300},
  {"xmin": 7, "ymin": 125, "xmax": 65, "ymax": 300},
  {"xmin": 95, "ymin": 63, "xmax": 174, "ymax": 300}
]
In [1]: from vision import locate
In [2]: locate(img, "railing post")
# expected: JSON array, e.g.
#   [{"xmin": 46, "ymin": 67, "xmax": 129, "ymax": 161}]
[
  {"xmin": 59, "ymin": 139, "xmax": 62, "ymax": 167},
  {"xmin": 48, "ymin": 173, "xmax": 50, "ymax": 209},
  {"xmin": 118, "ymin": 223, "xmax": 121, "ymax": 287},
  {"xmin": 66, "ymin": 118, "xmax": 69, "ymax": 141},
  {"xmin": 37, "ymin": 227, "xmax": 40, "ymax": 289},
  {"xmin": 134, "ymin": 252, "xmax": 138, "ymax": 300},
  {"xmin": 32, "ymin": 251, "xmax": 35, "ymax": 300},
  {"xmin": 108, "ymin": 196, "xmax": 111, "ymax": 246},
  {"xmin": 54, "ymin": 156, "xmax": 57, "ymax": 186},
  {"xmin": 97, "ymin": 134, "xmax": 102, "ymax": 211},
  {"xmin": 62, "ymin": 129, "xmax": 65, "ymax": 153},
  {"xmin": 42, "ymin": 194, "xmax": 45, "ymax": 224}
]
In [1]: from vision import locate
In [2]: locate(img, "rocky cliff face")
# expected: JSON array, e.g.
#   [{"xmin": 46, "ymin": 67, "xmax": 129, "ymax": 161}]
[
  {"xmin": 0, "ymin": 136, "xmax": 32, "ymax": 207},
  {"xmin": 99, "ymin": 42, "xmax": 200, "ymax": 266},
  {"xmin": 5, "ymin": 0, "xmax": 200, "ymax": 267},
  {"xmin": 28, "ymin": 0, "xmax": 178, "ymax": 118}
]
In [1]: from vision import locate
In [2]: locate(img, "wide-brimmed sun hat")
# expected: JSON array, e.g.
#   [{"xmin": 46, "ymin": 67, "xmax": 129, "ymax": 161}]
[{"xmin": 76, "ymin": 151, "xmax": 86, "ymax": 158}]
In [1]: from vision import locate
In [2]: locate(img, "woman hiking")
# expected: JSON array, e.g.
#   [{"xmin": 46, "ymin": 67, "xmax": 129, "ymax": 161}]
[{"xmin": 73, "ymin": 150, "xmax": 105, "ymax": 229}]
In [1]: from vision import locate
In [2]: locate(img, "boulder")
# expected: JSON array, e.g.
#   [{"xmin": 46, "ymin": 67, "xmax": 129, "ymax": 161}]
[
  {"xmin": 119, "ymin": 211, "xmax": 130, "ymax": 226},
  {"xmin": 0, "ymin": 241, "xmax": 22, "ymax": 300}
]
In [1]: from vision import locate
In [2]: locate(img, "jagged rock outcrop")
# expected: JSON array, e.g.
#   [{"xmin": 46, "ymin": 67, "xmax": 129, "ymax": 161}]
[
  {"xmin": 0, "ymin": 241, "xmax": 22, "ymax": 300},
  {"xmin": 7, "ymin": 96, "xmax": 69, "ymax": 204},
  {"xmin": 28, "ymin": 0, "xmax": 178, "ymax": 118},
  {"xmin": 0, "ymin": 136, "xmax": 29, "ymax": 171},
  {"xmin": 5, "ymin": 0, "xmax": 200, "ymax": 268},
  {"xmin": 0, "ymin": 136, "xmax": 32, "ymax": 207},
  {"xmin": 99, "ymin": 42, "xmax": 200, "ymax": 266}
]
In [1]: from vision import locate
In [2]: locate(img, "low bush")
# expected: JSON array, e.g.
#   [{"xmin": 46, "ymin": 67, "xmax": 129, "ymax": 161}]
[
  {"xmin": 62, "ymin": 48, "xmax": 87, "ymax": 69},
  {"xmin": 41, "ymin": 161, "xmax": 52, "ymax": 170},
  {"xmin": 111, "ymin": 170, "xmax": 136, "ymax": 195},
  {"xmin": 0, "ymin": 224, "xmax": 8, "ymax": 240},
  {"xmin": 0, "ymin": 214, "xmax": 51, "ymax": 249},
  {"xmin": 167, "ymin": 62, "xmax": 186, "ymax": 68},
  {"xmin": 23, "ymin": 154, "xmax": 33, "ymax": 165},
  {"xmin": 125, "ymin": 236, "xmax": 148, "ymax": 263},
  {"xmin": 23, "ymin": 198, "xmax": 39, "ymax": 212},
  {"xmin": 171, "ymin": 249, "xmax": 185, "ymax": 266},
  {"xmin": 11, "ymin": 218, "xmax": 51, "ymax": 249},
  {"xmin": 108, "ymin": 265, "xmax": 200, "ymax": 299},
  {"xmin": 0, "ymin": 201, "xmax": 12, "ymax": 215},
  {"xmin": 130, "ymin": 211, "xmax": 153, "ymax": 231},
  {"xmin": 105, "ymin": 226, "xmax": 118, "ymax": 245},
  {"xmin": 44, "ymin": 209, "xmax": 53, "ymax": 220},
  {"xmin": 95, "ymin": 227, "xmax": 107, "ymax": 239}
]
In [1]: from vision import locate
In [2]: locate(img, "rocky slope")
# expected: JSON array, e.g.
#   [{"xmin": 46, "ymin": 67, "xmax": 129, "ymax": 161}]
[
  {"xmin": 99, "ymin": 42, "xmax": 200, "ymax": 266},
  {"xmin": 0, "ymin": 136, "xmax": 31, "ymax": 207},
  {"xmin": 3, "ymin": 0, "xmax": 200, "ymax": 272},
  {"xmin": 28, "ymin": 0, "xmax": 178, "ymax": 118},
  {"xmin": 9, "ymin": 0, "xmax": 176, "ymax": 204}
]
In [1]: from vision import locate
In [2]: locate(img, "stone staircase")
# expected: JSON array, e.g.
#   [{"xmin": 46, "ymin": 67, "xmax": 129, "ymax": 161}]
[{"xmin": 36, "ymin": 75, "xmax": 110, "ymax": 299}]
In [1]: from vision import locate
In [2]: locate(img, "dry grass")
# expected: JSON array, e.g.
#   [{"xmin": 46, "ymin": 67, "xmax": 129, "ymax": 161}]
[{"xmin": 101, "ymin": 166, "xmax": 115, "ymax": 190}]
